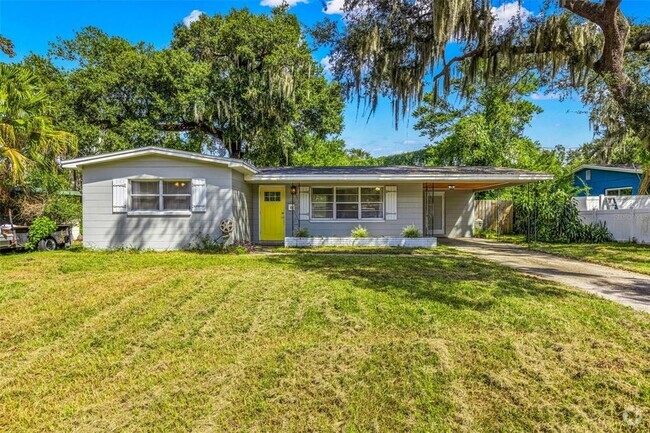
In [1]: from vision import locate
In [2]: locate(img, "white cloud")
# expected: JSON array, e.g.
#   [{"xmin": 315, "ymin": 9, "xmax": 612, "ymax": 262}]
[
  {"xmin": 490, "ymin": 2, "xmax": 532, "ymax": 32},
  {"xmin": 183, "ymin": 10, "xmax": 204, "ymax": 28},
  {"xmin": 260, "ymin": 0, "xmax": 308, "ymax": 8},
  {"xmin": 531, "ymin": 92, "xmax": 561, "ymax": 100},
  {"xmin": 320, "ymin": 55, "xmax": 333, "ymax": 73},
  {"xmin": 323, "ymin": 0, "xmax": 345, "ymax": 15}
]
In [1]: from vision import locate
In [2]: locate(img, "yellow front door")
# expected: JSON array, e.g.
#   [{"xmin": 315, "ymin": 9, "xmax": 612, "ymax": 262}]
[{"xmin": 260, "ymin": 186, "xmax": 285, "ymax": 241}]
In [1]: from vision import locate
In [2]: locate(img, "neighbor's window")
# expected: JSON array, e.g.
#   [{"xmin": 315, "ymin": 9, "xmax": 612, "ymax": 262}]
[
  {"xmin": 311, "ymin": 186, "xmax": 384, "ymax": 220},
  {"xmin": 585, "ymin": 169, "xmax": 591, "ymax": 181},
  {"xmin": 605, "ymin": 187, "xmax": 633, "ymax": 197},
  {"xmin": 130, "ymin": 180, "xmax": 191, "ymax": 211}
]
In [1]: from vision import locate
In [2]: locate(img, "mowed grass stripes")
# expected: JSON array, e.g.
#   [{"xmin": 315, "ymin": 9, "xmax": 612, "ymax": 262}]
[{"xmin": 0, "ymin": 250, "xmax": 649, "ymax": 432}]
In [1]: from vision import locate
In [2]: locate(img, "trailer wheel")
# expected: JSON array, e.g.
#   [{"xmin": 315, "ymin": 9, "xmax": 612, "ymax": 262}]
[{"xmin": 38, "ymin": 238, "xmax": 57, "ymax": 251}]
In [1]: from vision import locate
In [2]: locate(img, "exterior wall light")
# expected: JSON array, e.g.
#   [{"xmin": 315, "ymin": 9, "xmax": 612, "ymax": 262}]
[
  {"xmin": 448, "ymin": 185, "xmax": 456, "ymax": 190},
  {"xmin": 290, "ymin": 185, "xmax": 298, "ymax": 195}
]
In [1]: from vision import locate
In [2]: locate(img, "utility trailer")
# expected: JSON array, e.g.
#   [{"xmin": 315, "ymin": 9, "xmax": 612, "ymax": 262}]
[{"xmin": 1, "ymin": 212, "xmax": 72, "ymax": 251}]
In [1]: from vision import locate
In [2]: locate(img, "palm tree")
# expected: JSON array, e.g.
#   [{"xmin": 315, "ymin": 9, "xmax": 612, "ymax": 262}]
[{"xmin": 0, "ymin": 63, "xmax": 76, "ymax": 188}]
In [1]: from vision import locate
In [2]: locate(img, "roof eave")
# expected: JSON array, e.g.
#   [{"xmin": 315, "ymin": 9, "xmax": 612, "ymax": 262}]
[
  {"xmin": 245, "ymin": 174, "xmax": 554, "ymax": 183},
  {"xmin": 571, "ymin": 164, "xmax": 643, "ymax": 175},
  {"xmin": 61, "ymin": 147, "xmax": 258, "ymax": 174}
]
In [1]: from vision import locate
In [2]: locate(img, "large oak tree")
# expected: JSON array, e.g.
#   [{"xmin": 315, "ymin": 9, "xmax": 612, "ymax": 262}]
[
  {"xmin": 30, "ymin": 8, "xmax": 345, "ymax": 166},
  {"xmin": 318, "ymin": 0, "xmax": 650, "ymax": 141}
]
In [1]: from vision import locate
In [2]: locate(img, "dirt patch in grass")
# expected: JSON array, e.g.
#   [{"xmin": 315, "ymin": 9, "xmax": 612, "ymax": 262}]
[{"xmin": 0, "ymin": 250, "xmax": 649, "ymax": 431}]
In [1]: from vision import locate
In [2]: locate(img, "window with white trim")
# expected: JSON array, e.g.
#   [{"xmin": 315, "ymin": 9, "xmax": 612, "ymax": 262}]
[
  {"xmin": 130, "ymin": 180, "xmax": 191, "ymax": 211},
  {"xmin": 311, "ymin": 186, "xmax": 384, "ymax": 220},
  {"xmin": 605, "ymin": 187, "xmax": 633, "ymax": 197}
]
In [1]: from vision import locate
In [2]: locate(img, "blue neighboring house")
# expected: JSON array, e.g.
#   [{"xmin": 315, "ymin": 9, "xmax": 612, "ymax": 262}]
[{"xmin": 573, "ymin": 164, "xmax": 643, "ymax": 196}]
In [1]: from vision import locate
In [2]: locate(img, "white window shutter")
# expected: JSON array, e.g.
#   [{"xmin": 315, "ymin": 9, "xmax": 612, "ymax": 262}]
[
  {"xmin": 299, "ymin": 186, "xmax": 310, "ymax": 220},
  {"xmin": 385, "ymin": 185, "xmax": 397, "ymax": 220},
  {"xmin": 112, "ymin": 178, "xmax": 128, "ymax": 213},
  {"xmin": 191, "ymin": 178, "xmax": 207, "ymax": 212}
]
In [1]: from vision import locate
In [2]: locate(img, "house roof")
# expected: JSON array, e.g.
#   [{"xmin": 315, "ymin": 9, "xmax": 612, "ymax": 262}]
[
  {"xmin": 60, "ymin": 146, "xmax": 258, "ymax": 175},
  {"xmin": 256, "ymin": 165, "xmax": 546, "ymax": 177},
  {"xmin": 250, "ymin": 165, "xmax": 552, "ymax": 189},
  {"xmin": 572, "ymin": 164, "xmax": 644, "ymax": 175},
  {"xmin": 61, "ymin": 147, "xmax": 553, "ymax": 190}
]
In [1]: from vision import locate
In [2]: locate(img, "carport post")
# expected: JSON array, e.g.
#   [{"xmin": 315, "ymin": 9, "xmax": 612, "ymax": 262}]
[
  {"xmin": 526, "ymin": 183, "xmax": 531, "ymax": 249},
  {"xmin": 497, "ymin": 188, "xmax": 501, "ymax": 238}
]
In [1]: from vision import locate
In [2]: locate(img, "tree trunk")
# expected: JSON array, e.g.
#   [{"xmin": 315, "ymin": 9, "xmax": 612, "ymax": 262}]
[{"xmin": 562, "ymin": 1, "xmax": 631, "ymax": 105}]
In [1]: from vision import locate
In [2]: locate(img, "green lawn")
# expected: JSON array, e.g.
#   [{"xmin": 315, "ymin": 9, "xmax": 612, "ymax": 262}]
[
  {"xmin": 490, "ymin": 235, "xmax": 650, "ymax": 276},
  {"xmin": 1, "ymin": 249, "xmax": 649, "ymax": 432}
]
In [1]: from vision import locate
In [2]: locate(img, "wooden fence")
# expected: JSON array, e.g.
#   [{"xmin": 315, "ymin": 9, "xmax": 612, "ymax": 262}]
[{"xmin": 474, "ymin": 200, "xmax": 514, "ymax": 234}]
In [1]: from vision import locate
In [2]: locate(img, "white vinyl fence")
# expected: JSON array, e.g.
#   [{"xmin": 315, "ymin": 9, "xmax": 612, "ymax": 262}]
[
  {"xmin": 577, "ymin": 195, "xmax": 650, "ymax": 243},
  {"xmin": 575, "ymin": 195, "xmax": 650, "ymax": 211},
  {"xmin": 580, "ymin": 210, "xmax": 650, "ymax": 243}
]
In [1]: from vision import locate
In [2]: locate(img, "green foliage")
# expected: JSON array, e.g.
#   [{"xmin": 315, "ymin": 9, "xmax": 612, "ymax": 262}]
[
  {"xmin": 292, "ymin": 136, "xmax": 373, "ymax": 166},
  {"xmin": 515, "ymin": 189, "xmax": 612, "ymax": 244},
  {"xmin": 232, "ymin": 242, "xmax": 255, "ymax": 254},
  {"xmin": 319, "ymin": 0, "xmax": 650, "ymax": 145},
  {"xmin": 401, "ymin": 225, "xmax": 420, "ymax": 238},
  {"xmin": 33, "ymin": 8, "xmax": 345, "ymax": 166},
  {"xmin": 473, "ymin": 228, "xmax": 497, "ymax": 239},
  {"xmin": 568, "ymin": 41, "xmax": 650, "ymax": 175},
  {"xmin": 351, "ymin": 225, "xmax": 370, "ymax": 238},
  {"xmin": 187, "ymin": 234, "xmax": 253, "ymax": 254},
  {"xmin": 294, "ymin": 228, "xmax": 310, "ymax": 238},
  {"xmin": 25, "ymin": 216, "xmax": 58, "ymax": 250},
  {"xmin": 44, "ymin": 196, "xmax": 82, "ymax": 224},
  {"xmin": 375, "ymin": 149, "xmax": 428, "ymax": 166},
  {"xmin": 0, "ymin": 63, "xmax": 76, "ymax": 199},
  {"xmin": 413, "ymin": 69, "xmax": 545, "ymax": 169},
  {"xmin": 571, "ymin": 133, "xmax": 649, "ymax": 167},
  {"xmin": 188, "ymin": 234, "xmax": 227, "ymax": 253}
]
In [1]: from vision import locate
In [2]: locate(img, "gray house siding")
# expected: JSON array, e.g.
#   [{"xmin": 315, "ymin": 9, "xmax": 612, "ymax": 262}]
[
  {"xmin": 81, "ymin": 156, "xmax": 474, "ymax": 249},
  {"xmin": 250, "ymin": 184, "xmax": 260, "ymax": 243},
  {"xmin": 231, "ymin": 171, "xmax": 252, "ymax": 243},
  {"xmin": 81, "ymin": 155, "xmax": 234, "ymax": 250},
  {"xmin": 445, "ymin": 190, "xmax": 474, "ymax": 237},
  {"xmin": 250, "ymin": 183, "xmax": 474, "ymax": 240},
  {"xmin": 291, "ymin": 183, "xmax": 423, "ymax": 238}
]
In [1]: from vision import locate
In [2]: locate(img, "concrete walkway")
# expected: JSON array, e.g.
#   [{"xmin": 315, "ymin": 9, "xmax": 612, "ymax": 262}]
[{"xmin": 441, "ymin": 238, "xmax": 650, "ymax": 313}]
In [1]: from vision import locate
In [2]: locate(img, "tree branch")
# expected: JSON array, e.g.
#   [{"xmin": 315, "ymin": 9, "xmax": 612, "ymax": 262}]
[
  {"xmin": 560, "ymin": 0, "xmax": 604, "ymax": 24},
  {"xmin": 629, "ymin": 32, "xmax": 650, "ymax": 51},
  {"xmin": 432, "ymin": 47, "xmax": 484, "ymax": 82}
]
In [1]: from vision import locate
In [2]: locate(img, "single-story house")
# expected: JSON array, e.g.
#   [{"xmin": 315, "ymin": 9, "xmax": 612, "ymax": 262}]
[
  {"xmin": 61, "ymin": 147, "xmax": 552, "ymax": 250},
  {"xmin": 573, "ymin": 164, "xmax": 644, "ymax": 197}
]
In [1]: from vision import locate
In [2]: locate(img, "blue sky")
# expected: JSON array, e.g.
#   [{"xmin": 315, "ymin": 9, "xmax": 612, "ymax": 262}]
[{"xmin": 1, "ymin": 0, "xmax": 648, "ymax": 157}]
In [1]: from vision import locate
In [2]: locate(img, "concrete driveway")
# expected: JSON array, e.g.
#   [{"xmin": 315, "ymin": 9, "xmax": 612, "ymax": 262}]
[{"xmin": 442, "ymin": 238, "xmax": 650, "ymax": 313}]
